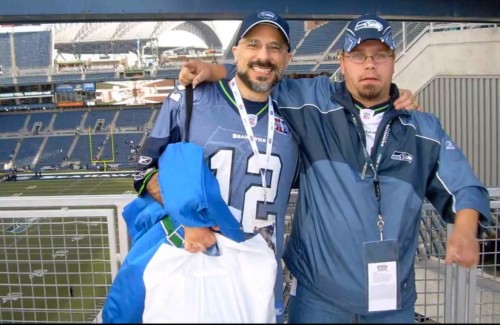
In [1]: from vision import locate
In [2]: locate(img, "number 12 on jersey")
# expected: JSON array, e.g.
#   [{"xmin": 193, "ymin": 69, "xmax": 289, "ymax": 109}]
[{"xmin": 210, "ymin": 149, "xmax": 281, "ymax": 233}]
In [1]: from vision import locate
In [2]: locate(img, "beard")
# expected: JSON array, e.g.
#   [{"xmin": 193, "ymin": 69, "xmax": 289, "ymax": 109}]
[
  {"xmin": 357, "ymin": 84, "xmax": 383, "ymax": 101},
  {"xmin": 236, "ymin": 60, "xmax": 282, "ymax": 93}
]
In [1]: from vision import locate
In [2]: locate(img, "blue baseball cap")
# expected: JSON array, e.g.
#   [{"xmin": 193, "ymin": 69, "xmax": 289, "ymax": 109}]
[
  {"xmin": 343, "ymin": 13, "xmax": 395, "ymax": 52},
  {"xmin": 235, "ymin": 11, "xmax": 291, "ymax": 52}
]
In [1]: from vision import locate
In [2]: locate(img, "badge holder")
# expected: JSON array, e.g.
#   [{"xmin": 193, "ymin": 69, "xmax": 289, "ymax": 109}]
[{"xmin": 363, "ymin": 238, "xmax": 400, "ymax": 312}]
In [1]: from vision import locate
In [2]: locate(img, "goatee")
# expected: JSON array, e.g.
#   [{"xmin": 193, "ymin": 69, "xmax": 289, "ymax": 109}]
[{"xmin": 236, "ymin": 61, "xmax": 281, "ymax": 93}]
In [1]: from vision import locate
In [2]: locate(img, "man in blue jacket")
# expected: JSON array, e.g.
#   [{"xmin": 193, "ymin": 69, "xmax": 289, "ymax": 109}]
[
  {"xmin": 279, "ymin": 13, "xmax": 490, "ymax": 323},
  {"xmin": 179, "ymin": 13, "xmax": 491, "ymax": 323}
]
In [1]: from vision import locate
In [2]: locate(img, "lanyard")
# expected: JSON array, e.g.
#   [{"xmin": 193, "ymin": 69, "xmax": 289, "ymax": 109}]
[
  {"xmin": 228, "ymin": 77, "xmax": 275, "ymax": 203},
  {"xmin": 351, "ymin": 113, "xmax": 392, "ymax": 240}
]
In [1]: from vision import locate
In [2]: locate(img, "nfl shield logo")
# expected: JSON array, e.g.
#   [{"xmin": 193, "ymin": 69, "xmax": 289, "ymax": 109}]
[{"xmin": 248, "ymin": 114, "xmax": 258, "ymax": 127}]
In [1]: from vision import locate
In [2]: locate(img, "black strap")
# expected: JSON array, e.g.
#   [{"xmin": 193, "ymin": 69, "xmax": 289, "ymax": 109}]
[{"xmin": 183, "ymin": 84, "xmax": 193, "ymax": 141}]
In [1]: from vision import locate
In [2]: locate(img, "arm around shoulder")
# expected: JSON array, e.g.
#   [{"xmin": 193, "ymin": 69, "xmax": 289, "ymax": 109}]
[{"xmin": 180, "ymin": 60, "xmax": 228, "ymax": 87}]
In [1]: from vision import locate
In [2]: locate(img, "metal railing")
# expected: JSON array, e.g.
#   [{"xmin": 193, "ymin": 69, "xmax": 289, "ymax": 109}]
[{"xmin": 0, "ymin": 189, "xmax": 499, "ymax": 323}]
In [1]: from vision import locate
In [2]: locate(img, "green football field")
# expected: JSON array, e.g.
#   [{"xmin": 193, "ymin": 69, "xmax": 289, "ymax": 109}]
[
  {"xmin": 0, "ymin": 176, "xmax": 135, "ymax": 197},
  {"xmin": 0, "ymin": 175, "xmax": 136, "ymax": 323}
]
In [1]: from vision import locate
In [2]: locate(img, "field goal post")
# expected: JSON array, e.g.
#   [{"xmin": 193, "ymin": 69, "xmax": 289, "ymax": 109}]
[{"xmin": 88, "ymin": 125, "xmax": 115, "ymax": 171}]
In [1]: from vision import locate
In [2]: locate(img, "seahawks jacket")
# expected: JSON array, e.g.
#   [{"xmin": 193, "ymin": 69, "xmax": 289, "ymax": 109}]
[{"xmin": 274, "ymin": 77, "xmax": 491, "ymax": 315}]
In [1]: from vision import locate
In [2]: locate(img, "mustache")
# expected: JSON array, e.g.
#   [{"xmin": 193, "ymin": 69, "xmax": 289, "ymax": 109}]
[{"xmin": 248, "ymin": 60, "xmax": 277, "ymax": 71}]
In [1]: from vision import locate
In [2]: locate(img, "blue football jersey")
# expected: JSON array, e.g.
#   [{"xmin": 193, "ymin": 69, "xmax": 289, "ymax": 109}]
[
  {"xmin": 148, "ymin": 80, "xmax": 298, "ymax": 237},
  {"xmin": 138, "ymin": 79, "xmax": 299, "ymax": 318}
]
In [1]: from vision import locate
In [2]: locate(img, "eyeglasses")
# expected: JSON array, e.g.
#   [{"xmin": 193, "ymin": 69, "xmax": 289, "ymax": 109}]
[
  {"xmin": 238, "ymin": 39, "xmax": 287, "ymax": 55},
  {"xmin": 344, "ymin": 52, "xmax": 394, "ymax": 64}
]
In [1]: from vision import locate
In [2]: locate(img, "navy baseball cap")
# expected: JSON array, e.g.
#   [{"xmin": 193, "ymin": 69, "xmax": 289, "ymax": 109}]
[
  {"xmin": 343, "ymin": 13, "xmax": 395, "ymax": 52},
  {"xmin": 235, "ymin": 11, "xmax": 291, "ymax": 52}
]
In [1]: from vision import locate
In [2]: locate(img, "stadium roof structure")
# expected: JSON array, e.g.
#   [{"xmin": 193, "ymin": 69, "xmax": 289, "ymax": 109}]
[
  {"xmin": 1, "ymin": 0, "xmax": 500, "ymax": 23},
  {"xmin": 51, "ymin": 21, "xmax": 232, "ymax": 56}
]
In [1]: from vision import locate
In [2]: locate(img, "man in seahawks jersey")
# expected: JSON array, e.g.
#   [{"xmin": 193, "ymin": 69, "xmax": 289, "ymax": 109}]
[{"xmin": 127, "ymin": 11, "xmax": 299, "ymax": 322}]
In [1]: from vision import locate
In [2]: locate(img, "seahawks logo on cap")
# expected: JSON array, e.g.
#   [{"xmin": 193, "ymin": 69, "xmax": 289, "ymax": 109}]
[
  {"xmin": 355, "ymin": 19, "xmax": 383, "ymax": 32},
  {"xmin": 258, "ymin": 11, "xmax": 277, "ymax": 20}
]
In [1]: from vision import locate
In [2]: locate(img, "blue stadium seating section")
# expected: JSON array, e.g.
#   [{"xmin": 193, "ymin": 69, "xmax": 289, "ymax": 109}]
[
  {"xmin": 316, "ymin": 63, "xmax": 339, "ymax": 72},
  {"xmin": 16, "ymin": 76, "xmax": 50, "ymax": 85},
  {"xmin": 286, "ymin": 64, "xmax": 315, "ymax": 73},
  {"xmin": 0, "ymin": 139, "xmax": 18, "ymax": 162},
  {"xmin": 115, "ymin": 107, "xmax": 153, "ymax": 128},
  {"xmin": 0, "ymin": 77, "xmax": 15, "ymax": 86},
  {"xmin": 89, "ymin": 134, "xmax": 108, "ymax": 160},
  {"xmin": 0, "ymin": 34, "xmax": 13, "ymax": 70},
  {"xmin": 37, "ymin": 136, "xmax": 73, "ymax": 167},
  {"xmin": 63, "ymin": 132, "xmax": 144, "ymax": 167},
  {"xmin": 1, "ymin": 113, "xmax": 28, "ymax": 132},
  {"xmin": 13, "ymin": 31, "xmax": 52, "ymax": 69},
  {"xmin": 52, "ymin": 74, "xmax": 83, "ymax": 83},
  {"xmin": 15, "ymin": 137, "xmax": 44, "ymax": 167},
  {"xmin": 52, "ymin": 110, "xmax": 85, "ymax": 130},
  {"xmin": 0, "ymin": 108, "xmax": 153, "ymax": 169},
  {"xmin": 156, "ymin": 69, "xmax": 182, "ymax": 79},
  {"xmin": 70, "ymin": 135, "xmax": 93, "ymax": 163},
  {"xmin": 100, "ymin": 144, "xmax": 114, "ymax": 162},
  {"xmin": 70, "ymin": 134, "xmax": 109, "ymax": 163},
  {"xmin": 84, "ymin": 72, "xmax": 116, "ymax": 81},
  {"xmin": 85, "ymin": 109, "xmax": 116, "ymax": 131},
  {"xmin": 112, "ymin": 133, "xmax": 145, "ymax": 165},
  {"xmin": 295, "ymin": 21, "xmax": 346, "ymax": 56},
  {"xmin": 27, "ymin": 112, "xmax": 54, "ymax": 132},
  {"xmin": 288, "ymin": 20, "xmax": 307, "ymax": 51}
]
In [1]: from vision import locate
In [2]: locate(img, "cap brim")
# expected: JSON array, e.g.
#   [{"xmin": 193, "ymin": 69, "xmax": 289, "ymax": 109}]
[{"xmin": 344, "ymin": 31, "xmax": 394, "ymax": 52}]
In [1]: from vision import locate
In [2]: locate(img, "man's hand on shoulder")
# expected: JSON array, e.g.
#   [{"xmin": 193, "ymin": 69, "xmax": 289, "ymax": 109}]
[
  {"xmin": 179, "ymin": 60, "xmax": 227, "ymax": 87},
  {"xmin": 394, "ymin": 88, "xmax": 422, "ymax": 111}
]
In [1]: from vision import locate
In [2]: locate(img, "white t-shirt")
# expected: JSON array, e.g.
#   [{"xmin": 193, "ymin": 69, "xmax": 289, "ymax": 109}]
[{"xmin": 359, "ymin": 108, "xmax": 384, "ymax": 154}]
